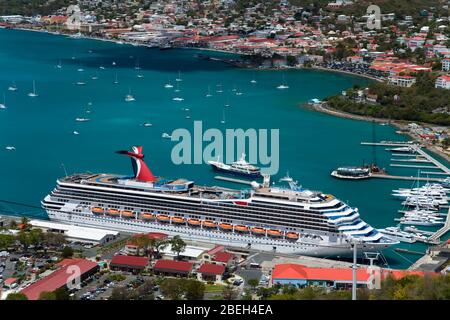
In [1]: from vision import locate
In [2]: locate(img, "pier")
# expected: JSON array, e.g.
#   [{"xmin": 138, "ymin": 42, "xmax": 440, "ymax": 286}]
[
  {"xmin": 214, "ymin": 176, "xmax": 255, "ymax": 185},
  {"xmin": 361, "ymin": 141, "xmax": 450, "ymax": 182},
  {"xmin": 429, "ymin": 207, "xmax": 450, "ymax": 242}
]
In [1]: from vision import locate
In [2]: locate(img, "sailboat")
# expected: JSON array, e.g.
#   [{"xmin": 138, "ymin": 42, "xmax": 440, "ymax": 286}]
[
  {"xmin": 113, "ymin": 73, "xmax": 119, "ymax": 84},
  {"xmin": 164, "ymin": 77, "xmax": 173, "ymax": 88},
  {"xmin": 135, "ymin": 59, "xmax": 141, "ymax": 70},
  {"xmin": 76, "ymin": 74, "xmax": 86, "ymax": 86},
  {"xmin": 137, "ymin": 73, "xmax": 144, "ymax": 79},
  {"xmin": 175, "ymin": 82, "xmax": 181, "ymax": 93},
  {"xmin": 250, "ymin": 74, "xmax": 257, "ymax": 84},
  {"xmin": 277, "ymin": 75, "xmax": 289, "ymax": 89},
  {"xmin": 91, "ymin": 72, "xmax": 99, "ymax": 80},
  {"xmin": 216, "ymin": 84, "xmax": 223, "ymax": 93},
  {"xmin": 225, "ymin": 96, "xmax": 231, "ymax": 107},
  {"xmin": 221, "ymin": 109, "xmax": 226, "ymax": 124},
  {"xmin": 125, "ymin": 88, "xmax": 135, "ymax": 102},
  {"xmin": 56, "ymin": 59, "xmax": 62, "ymax": 69},
  {"xmin": 28, "ymin": 81, "xmax": 38, "ymax": 97},
  {"xmin": 176, "ymin": 70, "xmax": 182, "ymax": 82},
  {"xmin": 8, "ymin": 81, "xmax": 18, "ymax": 91},
  {"xmin": 206, "ymin": 86, "xmax": 212, "ymax": 97},
  {"xmin": 0, "ymin": 93, "xmax": 6, "ymax": 109}
]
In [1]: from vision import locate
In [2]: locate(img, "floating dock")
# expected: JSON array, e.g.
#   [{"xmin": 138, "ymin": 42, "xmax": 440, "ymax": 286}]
[
  {"xmin": 371, "ymin": 173, "xmax": 443, "ymax": 182},
  {"xmin": 429, "ymin": 207, "xmax": 450, "ymax": 242}
]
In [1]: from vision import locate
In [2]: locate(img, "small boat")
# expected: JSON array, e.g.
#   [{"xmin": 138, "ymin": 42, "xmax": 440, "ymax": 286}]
[
  {"xmin": 156, "ymin": 214, "xmax": 170, "ymax": 222},
  {"xmin": 91, "ymin": 73, "xmax": 99, "ymax": 80},
  {"xmin": 121, "ymin": 210, "xmax": 134, "ymax": 218},
  {"xmin": 250, "ymin": 79, "xmax": 257, "ymax": 84},
  {"xmin": 75, "ymin": 118, "xmax": 90, "ymax": 122},
  {"xmin": 8, "ymin": 82, "xmax": 18, "ymax": 91},
  {"xmin": 164, "ymin": 78, "xmax": 174, "ymax": 88},
  {"xmin": 99, "ymin": 66, "xmax": 106, "ymax": 70},
  {"xmin": 73, "ymin": 131, "xmax": 80, "ymax": 135},
  {"xmin": 236, "ymin": 91, "xmax": 243, "ymax": 96},
  {"xmin": 141, "ymin": 213, "xmax": 155, "ymax": 220},
  {"xmin": 76, "ymin": 80, "xmax": 86, "ymax": 86},
  {"xmin": 219, "ymin": 223, "xmax": 233, "ymax": 231},
  {"xmin": 234, "ymin": 225, "xmax": 249, "ymax": 233},
  {"xmin": 173, "ymin": 97, "xmax": 184, "ymax": 101},
  {"xmin": 277, "ymin": 75, "xmax": 289, "ymax": 89},
  {"xmin": 286, "ymin": 232, "xmax": 299, "ymax": 240},
  {"xmin": 176, "ymin": 70, "xmax": 182, "ymax": 82},
  {"xmin": 221, "ymin": 109, "xmax": 226, "ymax": 124},
  {"xmin": 251, "ymin": 227, "xmax": 266, "ymax": 235},
  {"xmin": 137, "ymin": 74, "xmax": 144, "ymax": 78},
  {"xmin": 0, "ymin": 93, "xmax": 6, "ymax": 109},
  {"xmin": 267, "ymin": 229, "xmax": 282, "ymax": 237},
  {"xmin": 185, "ymin": 115, "xmax": 191, "ymax": 119},
  {"xmin": 188, "ymin": 219, "xmax": 201, "ymax": 226},
  {"xmin": 28, "ymin": 80, "xmax": 38, "ymax": 97},
  {"xmin": 216, "ymin": 84, "xmax": 223, "ymax": 93},
  {"xmin": 91, "ymin": 207, "xmax": 104, "ymax": 215},
  {"xmin": 331, "ymin": 166, "xmax": 372, "ymax": 180},
  {"xmin": 142, "ymin": 122, "xmax": 152, "ymax": 127},
  {"xmin": 206, "ymin": 86, "xmax": 212, "ymax": 97},
  {"xmin": 56, "ymin": 60, "xmax": 62, "ymax": 69},
  {"xmin": 171, "ymin": 217, "xmax": 186, "ymax": 224},
  {"xmin": 386, "ymin": 146, "xmax": 415, "ymax": 153},
  {"xmin": 113, "ymin": 73, "xmax": 119, "ymax": 84},
  {"xmin": 208, "ymin": 153, "xmax": 262, "ymax": 178},
  {"xmin": 162, "ymin": 133, "xmax": 172, "ymax": 139},
  {"xmin": 377, "ymin": 227, "xmax": 416, "ymax": 243},
  {"xmin": 125, "ymin": 89, "xmax": 136, "ymax": 102},
  {"xmin": 202, "ymin": 220, "xmax": 217, "ymax": 228},
  {"xmin": 107, "ymin": 208, "xmax": 120, "ymax": 216},
  {"xmin": 5, "ymin": 146, "xmax": 16, "ymax": 151}
]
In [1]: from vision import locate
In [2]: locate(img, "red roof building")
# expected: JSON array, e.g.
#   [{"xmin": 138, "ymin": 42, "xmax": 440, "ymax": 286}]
[
  {"xmin": 197, "ymin": 263, "xmax": 225, "ymax": 282},
  {"xmin": 21, "ymin": 259, "xmax": 99, "ymax": 300},
  {"xmin": 272, "ymin": 264, "xmax": 430, "ymax": 289},
  {"xmin": 153, "ymin": 259, "xmax": 193, "ymax": 276},
  {"xmin": 110, "ymin": 255, "xmax": 149, "ymax": 273}
]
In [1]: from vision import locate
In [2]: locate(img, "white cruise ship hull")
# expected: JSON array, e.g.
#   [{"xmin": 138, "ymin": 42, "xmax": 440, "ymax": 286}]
[{"xmin": 46, "ymin": 209, "xmax": 390, "ymax": 258}]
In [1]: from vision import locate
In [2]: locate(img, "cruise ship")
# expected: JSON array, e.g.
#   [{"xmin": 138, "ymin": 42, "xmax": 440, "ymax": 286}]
[{"xmin": 41, "ymin": 146, "xmax": 397, "ymax": 257}]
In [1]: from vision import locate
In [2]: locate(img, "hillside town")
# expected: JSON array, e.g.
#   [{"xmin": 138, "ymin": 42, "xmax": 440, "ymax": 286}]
[{"xmin": 1, "ymin": 215, "xmax": 449, "ymax": 300}]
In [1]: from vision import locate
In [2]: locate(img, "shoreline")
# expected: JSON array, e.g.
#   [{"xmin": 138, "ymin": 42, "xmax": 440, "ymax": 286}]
[
  {"xmin": 5, "ymin": 26, "xmax": 449, "ymax": 164},
  {"xmin": 304, "ymin": 103, "xmax": 450, "ymax": 164}
]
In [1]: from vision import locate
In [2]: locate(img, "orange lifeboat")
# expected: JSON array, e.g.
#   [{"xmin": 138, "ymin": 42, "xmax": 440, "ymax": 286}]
[
  {"xmin": 171, "ymin": 217, "xmax": 186, "ymax": 224},
  {"xmin": 219, "ymin": 223, "xmax": 233, "ymax": 231},
  {"xmin": 234, "ymin": 225, "xmax": 249, "ymax": 233},
  {"xmin": 251, "ymin": 227, "xmax": 266, "ymax": 235},
  {"xmin": 91, "ymin": 207, "xmax": 104, "ymax": 215},
  {"xmin": 107, "ymin": 208, "xmax": 120, "ymax": 216},
  {"xmin": 202, "ymin": 220, "xmax": 217, "ymax": 228},
  {"xmin": 267, "ymin": 229, "xmax": 282, "ymax": 237},
  {"xmin": 121, "ymin": 210, "xmax": 134, "ymax": 218},
  {"xmin": 141, "ymin": 212, "xmax": 155, "ymax": 220},
  {"xmin": 286, "ymin": 232, "xmax": 299, "ymax": 240},
  {"xmin": 188, "ymin": 219, "xmax": 201, "ymax": 226},
  {"xmin": 156, "ymin": 214, "xmax": 170, "ymax": 222}
]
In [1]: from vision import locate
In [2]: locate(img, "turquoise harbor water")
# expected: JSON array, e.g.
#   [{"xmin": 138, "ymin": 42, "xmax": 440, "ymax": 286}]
[{"xmin": 0, "ymin": 28, "xmax": 447, "ymax": 268}]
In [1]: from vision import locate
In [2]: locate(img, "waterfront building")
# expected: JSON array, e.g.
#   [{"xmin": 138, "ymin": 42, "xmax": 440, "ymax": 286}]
[
  {"xmin": 388, "ymin": 75, "xmax": 416, "ymax": 88},
  {"xmin": 29, "ymin": 219, "xmax": 119, "ymax": 245},
  {"xmin": 271, "ymin": 263, "xmax": 430, "ymax": 289}
]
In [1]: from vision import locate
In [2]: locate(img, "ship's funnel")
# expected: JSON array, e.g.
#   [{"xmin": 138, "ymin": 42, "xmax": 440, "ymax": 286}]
[{"xmin": 116, "ymin": 146, "xmax": 157, "ymax": 182}]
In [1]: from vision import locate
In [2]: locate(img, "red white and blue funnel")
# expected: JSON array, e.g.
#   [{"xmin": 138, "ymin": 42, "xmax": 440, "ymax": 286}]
[{"xmin": 116, "ymin": 146, "xmax": 157, "ymax": 182}]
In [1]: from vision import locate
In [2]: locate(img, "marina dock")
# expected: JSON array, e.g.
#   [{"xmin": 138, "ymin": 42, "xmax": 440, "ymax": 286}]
[
  {"xmin": 429, "ymin": 207, "xmax": 450, "ymax": 242},
  {"xmin": 361, "ymin": 141, "xmax": 450, "ymax": 182}
]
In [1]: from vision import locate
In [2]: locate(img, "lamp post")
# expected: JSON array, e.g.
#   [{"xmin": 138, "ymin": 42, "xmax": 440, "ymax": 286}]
[{"xmin": 351, "ymin": 239, "xmax": 358, "ymax": 300}]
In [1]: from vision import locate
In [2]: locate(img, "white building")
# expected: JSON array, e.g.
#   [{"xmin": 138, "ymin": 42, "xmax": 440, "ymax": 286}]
[
  {"xmin": 442, "ymin": 59, "xmax": 450, "ymax": 72},
  {"xmin": 435, "ymin": 75, "xmax": 450, "ymax": 89},
  {"xmin": 30, "ymin": 219, "xmax": 119, "ymax": 245},
  {"xmin": 388, "ymin": 76, "xmax": 416, "ymax": 87}
]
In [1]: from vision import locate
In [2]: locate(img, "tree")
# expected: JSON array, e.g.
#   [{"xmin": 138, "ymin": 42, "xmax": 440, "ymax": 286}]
[
  {"xmin": 39, "ymin": 291, "xmax": 57, "ymax": 300},
  {"xmin": 42, "ymin": 232, "xmax": 67, "ymax": 248},
  {"xmin": 110, "ymin": 286, "xmax": 132, "ymax": 300},
  {"xmin": 6, "ymin": 293, "xmax": 28, "ymax": 300},
  {"xmin": 184, "ymin": 279, "xmax": 205, "ymax": 300},
  {"xmin": 61, "ymin": 245, "xmax": 74, "ymax": 258},
  {"xmin": 20, "ymin": 217, "xmax": 30, "ymax": 230},
  {"xmin": 222, "ymin": 283, "xmax": 238, "ymax": 300},
  {"xmin": 170, "ymin": 236, "xmax": 186, "ymax": 260},
  {"xmin": 0, "ymin": 234, "xmax": 15, "ymax": 250},
  {"xmin": 160, "ymin": 278, "xmax": 185, "ymax": 300},
  {"xmin": 135, "ymin": 279, "xmax": 155, "ymax": 300},
  {"xmin": 153, "ymin": 238, "xmax": 169, "ymax": 258},
  {"xmin": 247, "ymin": 278, "xmax": 259, "ymax": 291}
]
